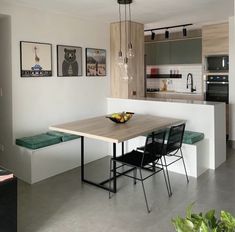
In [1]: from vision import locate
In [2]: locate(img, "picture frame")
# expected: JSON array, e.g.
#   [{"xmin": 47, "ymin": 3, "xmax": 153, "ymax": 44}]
[
  {"xmin": 20, "ymin": 41, "xmax": 52, "ymax": 77},
  {"xmin": 57, "ymin": 45, "xmax": 82, "ymax": 77},
  {"xmin": 85, "ymin": 48, "xmax": 106, "ymax": 76}
]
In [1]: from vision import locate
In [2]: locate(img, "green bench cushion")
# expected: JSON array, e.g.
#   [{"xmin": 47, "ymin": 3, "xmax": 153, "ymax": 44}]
[
  {"xmin": 16, "ymin": 133, "xmax": 61, "ymax": 150},
  {"xmin": 47, "ymin": 131, "xmax": 80, "ymax": 142},
  {"xmin": 182, "ymin": 131, "xmax": 204, "ymax": 144},
  {"xmin": 146, "ymin": 129, "xmax": 204, "ymax": 145}
]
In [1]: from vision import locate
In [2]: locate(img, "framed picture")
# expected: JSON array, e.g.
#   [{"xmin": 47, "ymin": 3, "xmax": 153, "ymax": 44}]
[
  {"xmin": 57, "ymin": 45, "xmax": 82, "ymax": 77},
  {"xmin": 20, "ymin": 41, "xmax": 52, "ymax": 77},
  {"xmin": 86, "ymin": 48, "xmax": 106, "ymax": 76}
]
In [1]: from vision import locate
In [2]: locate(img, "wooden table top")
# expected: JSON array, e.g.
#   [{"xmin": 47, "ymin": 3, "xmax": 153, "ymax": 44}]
[{"xmin": 49, "ymin": 114, "xmax": 184, "ymax": 143}]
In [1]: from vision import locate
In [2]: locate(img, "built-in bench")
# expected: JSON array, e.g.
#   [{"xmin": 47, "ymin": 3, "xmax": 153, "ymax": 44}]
[
  {"xmin": 15, "ymin": 131, "xmax": 81, "ymax": 184},
  {"xmin": 165, "ymin": 130, "xmax": 207, "ymax": 178},
  {"xmin": 135, "ymin": 130, "xmax": 207, "ymax": 178}
]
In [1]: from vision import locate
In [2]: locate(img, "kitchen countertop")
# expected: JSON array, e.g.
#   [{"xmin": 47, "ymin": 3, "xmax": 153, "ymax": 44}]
[
  {"xmin": 113, "ymin": 97, "xmax": 224, "ymax": 106},
  {"xmin": 146, "ymin": 90, "xmax": 203, "ymax": 95}
]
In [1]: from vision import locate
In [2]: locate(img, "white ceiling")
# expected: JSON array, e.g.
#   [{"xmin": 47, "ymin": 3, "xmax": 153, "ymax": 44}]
[{"xmin": 4, "ymin": 0, "xmax": 234, "ymax": 28}]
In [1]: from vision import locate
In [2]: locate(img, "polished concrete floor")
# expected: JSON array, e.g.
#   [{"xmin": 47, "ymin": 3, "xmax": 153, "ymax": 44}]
[{"xmin": 18, "ymin": 147, "xmax": 235, "ymax": 232}]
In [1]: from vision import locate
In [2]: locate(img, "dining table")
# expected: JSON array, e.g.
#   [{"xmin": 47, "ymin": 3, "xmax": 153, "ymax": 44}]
[{"xmin": 49, "ymin": 114, "xmax": 184, "ymax": 193}]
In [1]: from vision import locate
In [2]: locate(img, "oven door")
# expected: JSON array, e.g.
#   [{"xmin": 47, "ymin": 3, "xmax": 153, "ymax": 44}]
[{"xmin": 206, "ymin": 81, "xmax": 229, "ymax": 104}]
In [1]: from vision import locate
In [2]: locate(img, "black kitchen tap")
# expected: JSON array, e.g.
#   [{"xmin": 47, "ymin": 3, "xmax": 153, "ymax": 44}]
[{"xmin": 186, "ymin": 73, "xmax": 196, "ymax": 92}]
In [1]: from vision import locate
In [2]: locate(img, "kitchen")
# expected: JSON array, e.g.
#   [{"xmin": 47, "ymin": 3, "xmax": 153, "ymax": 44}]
[{"xmin": 0, "ymin": 0, "xmax": 234, "ymax": 231}]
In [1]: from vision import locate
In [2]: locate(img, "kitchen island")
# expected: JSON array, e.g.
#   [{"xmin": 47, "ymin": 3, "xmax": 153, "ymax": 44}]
[{"xmin": 107, "ymin": 97, "xmax": 226, "ymax": 175}]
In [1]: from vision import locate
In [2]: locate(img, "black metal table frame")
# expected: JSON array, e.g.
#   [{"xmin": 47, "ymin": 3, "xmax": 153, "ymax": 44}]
[{"xmin": 80, "ymin": 136, "xmax": 135, "ymax": 193}]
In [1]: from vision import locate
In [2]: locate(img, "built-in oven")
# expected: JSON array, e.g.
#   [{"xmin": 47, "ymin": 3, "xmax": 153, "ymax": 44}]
[{"xmin": 205, "ymin": 75, "xmax": 229, "ymax": 104}]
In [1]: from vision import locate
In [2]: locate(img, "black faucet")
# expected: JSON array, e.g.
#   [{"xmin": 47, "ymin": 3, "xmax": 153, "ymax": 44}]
[{"xmin": 186, "ymin": 73, "xmax": 196, "ymax": 92}]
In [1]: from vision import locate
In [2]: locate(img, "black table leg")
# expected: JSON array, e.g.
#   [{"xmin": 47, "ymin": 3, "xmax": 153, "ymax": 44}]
[
  {"xmin": 122, "ymin": 142, "xmax": 124, "ymax": 156},
  {"xmin": 113, "ymin": 143, "xmax": 117, "ymax": 193},
  {"xmin": 81, "ymin": 136, "xmax": 84, "ymax": 181}
]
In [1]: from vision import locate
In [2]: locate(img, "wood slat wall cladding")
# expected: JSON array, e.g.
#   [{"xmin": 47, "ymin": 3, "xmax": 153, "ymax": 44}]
[
  {"xmin": 202, "ymin": 22, "xmax": 229, "ymax": 55},
  {"xmin": 110, "ymin": 21, "xmax": 145, "ymax": 99}
]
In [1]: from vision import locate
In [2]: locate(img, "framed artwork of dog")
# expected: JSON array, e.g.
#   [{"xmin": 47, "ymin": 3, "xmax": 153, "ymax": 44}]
[{"xmin": 57, "ymin": 45, "xmax": 82, "ymax": 77}]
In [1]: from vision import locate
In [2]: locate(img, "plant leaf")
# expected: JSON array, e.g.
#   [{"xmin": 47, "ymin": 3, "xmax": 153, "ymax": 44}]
[
  {"xmin": 172, "ymin": 217, "xmax": 194, "ymax": 232},
  {"xmin": 186, "ymin": 203, "xmax": 195, "ymax": 219},
  {"xmin": 220, "ymin": 211, "xmax": 235, "ymax": 229},
  {"xmin": 199, "ymin": 221, "xmax": 210, "ymax": 232}
]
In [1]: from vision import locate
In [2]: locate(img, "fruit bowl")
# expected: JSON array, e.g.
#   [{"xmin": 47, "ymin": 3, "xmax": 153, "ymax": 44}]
[{"xmin": 106, "ymin": 112, "xmax": 134, "ymax": 123}]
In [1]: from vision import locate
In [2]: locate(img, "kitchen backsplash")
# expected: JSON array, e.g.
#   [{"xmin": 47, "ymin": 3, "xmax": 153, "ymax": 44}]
[{"xmin": 146, "ymin": 65, "xmax": 203, "ymax": 93}]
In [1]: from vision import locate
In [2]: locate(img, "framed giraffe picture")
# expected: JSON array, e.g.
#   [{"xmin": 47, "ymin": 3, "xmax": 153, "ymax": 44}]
[
  {"xmin": 57, "ymin": 45, "xmax": 82, "ymax": 77},
  {"xmin": 20, "ymin": 41, "xmax": 52, "ymax": 77}
]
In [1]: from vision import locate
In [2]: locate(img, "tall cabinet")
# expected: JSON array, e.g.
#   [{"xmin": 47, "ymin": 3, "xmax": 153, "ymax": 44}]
[{"xmin": 110, "ymin": 21, "xmax": 145, "ymax": 99}]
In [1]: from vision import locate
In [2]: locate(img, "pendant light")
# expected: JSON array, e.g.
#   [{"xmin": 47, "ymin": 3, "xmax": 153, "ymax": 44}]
[
  {"xmin": 127, "ymin": 2, "xmax": 134, "ymax": 58},
  {"xmin": 116, "ymin": 0, "xmax": 133, "ymax": 81}
]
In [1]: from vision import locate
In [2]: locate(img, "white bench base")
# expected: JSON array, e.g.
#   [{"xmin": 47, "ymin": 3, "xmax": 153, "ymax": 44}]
[
  {"xmin": 15, "ymin": 139, "xmax": 81, "ymax": 184},
  {"xmin": 167, "ymin": 139, "xmax": 209, "ymax": 178}
]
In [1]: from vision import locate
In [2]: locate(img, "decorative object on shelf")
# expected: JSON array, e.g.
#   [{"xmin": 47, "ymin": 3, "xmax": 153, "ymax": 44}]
[
  {"xmin": 57, "ymin": 45, "xmax": 82, "ymax": 77},
  {"xmin": 145, "ymin": 23, "xmax": 193, "ymax": 40},
  {"xmin": 85, "ymin": 48, "xmax": 106, "ymax": 76},
  {"xmin": 172, "ymin": 204, "xmax": 235, "ymax": 232},
  {"xmin": 116, "ymin": 0, "xmax": 134, "ymax": 80},
  {"xmin": 106, "ymin": 112, "xmax": 134, "ymax": 123},
  {"xmin": 20, "ymin": 41, "xmax": 52, "ymax": 77}
]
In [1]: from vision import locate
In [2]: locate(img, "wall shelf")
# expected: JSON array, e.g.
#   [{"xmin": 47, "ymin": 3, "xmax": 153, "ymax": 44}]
[{"xmin": 147, "ymin": 74, "xmax": 182, "ymax": 79}]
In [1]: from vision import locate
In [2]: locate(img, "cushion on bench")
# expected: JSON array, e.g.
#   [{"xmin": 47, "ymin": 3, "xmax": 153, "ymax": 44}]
[
  {"xmin": 145, "ymin": 129, "xmax": 204, "ymax": 145},
  {"xmin": 182, "ymin": 131, "xmax": 204, "ymax": 144},
  {"xmin": 16, "ymin": 133, "xmax": 61, "ymax": 150},
  {"xmin": 46, "ymin": 131, "xmax": 80, "ymax": 142}
]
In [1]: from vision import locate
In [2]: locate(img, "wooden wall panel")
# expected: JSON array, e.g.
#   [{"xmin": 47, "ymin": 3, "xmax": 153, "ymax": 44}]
[
  {"xmin": 202, "ymin": 23, "xmax": 229, "ymax": 55},
  {"xmin": 110, "ymin": 21, "xmax": 144, "ymax": 99}
]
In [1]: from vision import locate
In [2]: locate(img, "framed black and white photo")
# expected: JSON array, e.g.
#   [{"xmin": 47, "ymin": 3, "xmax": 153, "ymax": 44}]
[
  {"xmin": 20, "ymin": 41, "xmax": 52, "ymax": 77},
  {"xmin": 57, "ymin": 45, "xmax": 82, "ymax": 77},
  {"xmin": 86, "ymin": 48, "xmax": 106, "ymax": 76}
]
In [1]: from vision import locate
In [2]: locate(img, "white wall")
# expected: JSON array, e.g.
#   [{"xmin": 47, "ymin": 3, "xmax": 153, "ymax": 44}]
[{"xmin": 0, "ymin": 2, "xmax": 110, "ymax": 177}]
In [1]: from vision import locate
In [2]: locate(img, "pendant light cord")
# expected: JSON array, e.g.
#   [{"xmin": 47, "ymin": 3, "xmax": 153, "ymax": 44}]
[
  {"xmin": 119, "ymin": 3, "xmax": 122, "ymax": 53},
  {"xmin": 129, "ymin": 3, "xmax": 132, "ymax": 45},
  {"xmin": 124, "ymin": 3, "xmax": 127, "ymax": 57}
]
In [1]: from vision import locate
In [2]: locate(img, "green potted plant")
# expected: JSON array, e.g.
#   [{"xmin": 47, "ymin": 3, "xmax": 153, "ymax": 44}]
[{"xmin": 172, "ymin": 204, "xmax": 235, "ymax": 232}]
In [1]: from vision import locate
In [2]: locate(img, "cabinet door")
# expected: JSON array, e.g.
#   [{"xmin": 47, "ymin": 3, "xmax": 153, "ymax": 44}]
[
  {"xmin": 155, "ymin": 42, "xmax": 170, "ymax": 65},
  {"xmin": 170, "ymin": 39, "xmax": 202, "ymax": 64}
]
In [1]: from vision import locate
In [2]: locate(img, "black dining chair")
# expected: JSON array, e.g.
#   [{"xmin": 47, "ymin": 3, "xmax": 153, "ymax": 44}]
[
  {"xmin": 157, "ymin": 123, "xmax": 189, "ymax": 196},
  {"xmin": 108, "ymin": 130, "xmax": 171, "ymax": 213}
]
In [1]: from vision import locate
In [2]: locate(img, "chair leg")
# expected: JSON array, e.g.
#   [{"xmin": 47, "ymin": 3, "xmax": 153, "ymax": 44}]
[
  {"xmin": 163, "ymin": 155, "xmax": 172, "ymax": 196},
  {"xmin": 139, "ymin": 169, "xmax": 151, "ymax": 213},
  {"xmin": 160, "ymin": 158, "xmax": 171, "ymax": 197},
  {"xmin": 180, "ymin": 148, "xmax": 189, "ymax": 183},
  {"xmin": 133, "ymin": 168, "xmax": 137, "ymax": 185},
  {"xmin": 109, "ymin": 159, "xmax": 112, "ymax": 199}
]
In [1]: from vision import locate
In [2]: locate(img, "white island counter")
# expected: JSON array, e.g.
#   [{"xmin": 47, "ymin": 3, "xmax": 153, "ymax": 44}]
[{"xmin": 107, "ymin": 97, "xmax": 226, "ymax": 175}]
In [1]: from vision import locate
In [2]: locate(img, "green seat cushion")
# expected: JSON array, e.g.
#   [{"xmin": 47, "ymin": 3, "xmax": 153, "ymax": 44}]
[
  {"xmin": 16, "ymin": 133, "xmax": 61, "ymax": 149},
  {"xmin": 182, "ymin": 131, "xmax": 204, "ymax": 144},
  {"xmin": 47, "ymin": 131, "xmax": 80, "ymax": 142},
  {"xmin": 145, "ymin": 129, "xmax": 204, "ymax": 144}
]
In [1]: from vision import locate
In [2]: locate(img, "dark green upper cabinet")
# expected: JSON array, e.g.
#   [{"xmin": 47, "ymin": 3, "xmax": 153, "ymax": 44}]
[
  {"xmin": 170, "ymin": 39, "xmax": 202, "ymax": 64},
  {"xmin": 145, "ymin": 38, "xmax": 202, "ymax": 65}
]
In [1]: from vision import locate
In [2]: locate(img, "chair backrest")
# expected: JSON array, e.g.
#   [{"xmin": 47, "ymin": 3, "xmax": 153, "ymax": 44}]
[
  {"xmin": 166, "ymin": 123, "xmax": 185, "ymax": 154},
  {"xmin": 141, "ymin": 130, "xmax": 166, "ymax": 166}
]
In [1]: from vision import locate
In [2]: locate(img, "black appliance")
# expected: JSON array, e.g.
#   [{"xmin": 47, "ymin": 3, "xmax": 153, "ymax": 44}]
[
  {"xmin": 146, "ymin": 88, "xmax": 160, "ymax": 92},
  {"xmin": 205, "ymin": 75, "xmax": 229, "ymax": 104},
  {"xmin": 0, "ymin": 167, "xmax": 17, "ymax": 232},
  {"xmin": 206, "ymin": 55, "xmax": 229, "ymax": 72}
]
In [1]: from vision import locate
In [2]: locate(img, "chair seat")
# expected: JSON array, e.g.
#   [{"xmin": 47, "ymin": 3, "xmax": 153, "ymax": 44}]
[{"xmin": 113, "ymin": 150, "xmax": 158, "ymax": 168}]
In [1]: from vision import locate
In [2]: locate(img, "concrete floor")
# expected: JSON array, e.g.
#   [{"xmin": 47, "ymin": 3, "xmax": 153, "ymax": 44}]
[{"xmin": 18, "ymin": 147, "xmax": 235, "ymax": 232}]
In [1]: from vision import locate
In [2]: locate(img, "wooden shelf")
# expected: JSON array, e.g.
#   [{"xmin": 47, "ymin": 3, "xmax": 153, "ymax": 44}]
[{"xmin": 147, "ymin": 74, "xmax": 182, "ymax": 79}]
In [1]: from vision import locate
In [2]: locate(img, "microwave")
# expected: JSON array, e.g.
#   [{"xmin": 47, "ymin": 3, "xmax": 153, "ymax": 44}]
[{"xmin": 206, "ymin": 55, "xmax": 229, "ymax": 72}]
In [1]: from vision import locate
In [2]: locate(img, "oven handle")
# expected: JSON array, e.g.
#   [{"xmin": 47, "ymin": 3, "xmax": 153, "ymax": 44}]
[{"xmin": 206, "ymin": 81, "xmax": 229, "ymax": 85}]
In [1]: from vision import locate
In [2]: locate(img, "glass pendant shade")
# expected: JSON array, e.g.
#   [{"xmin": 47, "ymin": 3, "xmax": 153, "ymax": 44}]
[
  {"xmin": 117, "ymin": 50, "xmax": 124, "ymax": 67},
  {"xmin": 127, "ymin": 42, "xmax": 135, "ymax": 58}
]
